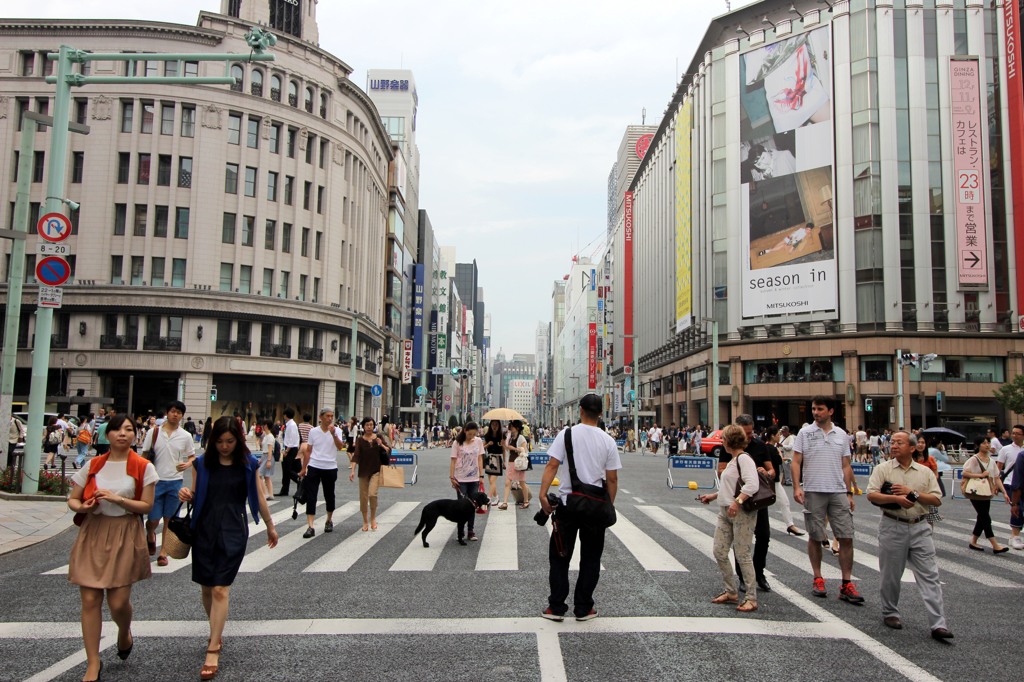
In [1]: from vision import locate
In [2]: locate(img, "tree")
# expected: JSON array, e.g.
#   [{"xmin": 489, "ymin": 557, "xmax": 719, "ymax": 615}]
[
  {"xmin": 448, "ymin": 415, "xmax": 458, "ymax": 429},
  {"xmin": 993, "ymin": 374, "xmax": 1024, "ymax": 415}
]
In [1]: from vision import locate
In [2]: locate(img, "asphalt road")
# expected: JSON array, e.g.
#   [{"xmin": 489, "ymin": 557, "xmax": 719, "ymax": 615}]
[{"xmin": 0, "ymin": 447, "xmax": 1018, "ymax": 682}]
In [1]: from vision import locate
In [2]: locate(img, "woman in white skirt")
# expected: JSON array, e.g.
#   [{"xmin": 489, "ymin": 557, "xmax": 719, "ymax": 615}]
[
  {"xmin": 258, "ymin": 421, "xmax": 277, "ymax": 500},
  {"xmin": 67, "ymin": 414, "xmax": 157, "ymax": 682}
]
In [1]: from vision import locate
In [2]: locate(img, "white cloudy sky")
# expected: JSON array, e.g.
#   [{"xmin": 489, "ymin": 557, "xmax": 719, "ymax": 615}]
[{"xmin": 11, "ymin": 0, "xmax": 760, "ymax": 356}]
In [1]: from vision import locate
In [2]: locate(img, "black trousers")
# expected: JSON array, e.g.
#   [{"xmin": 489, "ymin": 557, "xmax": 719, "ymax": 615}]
[
  {"xmin": 971, "ymin": 498, "xmax": 994, "ymax": 539},
  {"xmin": 548, "ymin": 513, "xmax": 606, "ymax": 617},
  {"xmin": 279, "ymin": 447, "xmax": 300, "ymax": 494},
  {"xmin": 736, "ymin": 506, "xmax": 771, "ymax": 580},
  {"xmin": 304, "ymin": 465, "xmax": 338, "ymax": 516}
]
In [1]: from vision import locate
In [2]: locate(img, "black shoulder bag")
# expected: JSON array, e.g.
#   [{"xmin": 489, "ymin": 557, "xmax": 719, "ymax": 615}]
[{"xmin": 563, "ymin": 426, "xmax": 617, "ymax": 529}]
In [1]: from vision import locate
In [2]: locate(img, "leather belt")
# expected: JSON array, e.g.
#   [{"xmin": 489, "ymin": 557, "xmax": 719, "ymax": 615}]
[{"xmin": 883, "ymin": 511, "xmax": 926, "ymax": 525}]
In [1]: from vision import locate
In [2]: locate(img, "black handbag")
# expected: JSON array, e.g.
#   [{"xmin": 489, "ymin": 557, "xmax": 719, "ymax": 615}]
[
  {"xmin": 164, "ymin": 502, "xmax": 193, "ymax": 559},
  {"xmin": 733, "ymin": 452, "xmax": 776, "ymax": 512},
  {"xmin": 563, "ymin": 426, "xmax": 617, "ymax": 530}
]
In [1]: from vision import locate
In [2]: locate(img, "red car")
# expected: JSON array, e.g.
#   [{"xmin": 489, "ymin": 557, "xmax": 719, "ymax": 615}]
[{"xmin": 699, "ymin": 430, "xmax": 725, "ymax": 459}]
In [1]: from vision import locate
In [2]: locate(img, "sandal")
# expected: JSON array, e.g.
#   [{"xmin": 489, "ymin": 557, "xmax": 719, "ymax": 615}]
[
  {"xmin": 156, "ymin": 555, "xmax": 169, "ymax": 567},
  {"xmin": 498, "ymin": 503, "xmax": 508, "ymax": 510},
  {"xmin": 711, "ymin": 592, "xmax": 738, "ymax": 604},
  {"xmin": 201, "ymin": 644, "xmax": 222, "ymax": 681},
  {"xmin": 736, "ymin": 600, "xmax": 758, "ymax": 613}
]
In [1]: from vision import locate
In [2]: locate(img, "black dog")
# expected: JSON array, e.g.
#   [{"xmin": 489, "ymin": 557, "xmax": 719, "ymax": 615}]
[{"xmin": 413, "ymin": 491, "xmax": 490, "ymax": 547}]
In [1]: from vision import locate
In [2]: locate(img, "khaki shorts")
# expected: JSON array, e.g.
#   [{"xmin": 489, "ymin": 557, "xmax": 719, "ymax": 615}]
[{"xmin": 802, "ymin": 491, "xmax": 855, "ymax": 541}]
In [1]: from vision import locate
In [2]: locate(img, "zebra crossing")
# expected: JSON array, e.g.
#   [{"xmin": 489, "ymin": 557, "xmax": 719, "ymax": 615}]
[{"xmin": 37, "ymin": 496, "xmax": 1024, "ymax": 583}]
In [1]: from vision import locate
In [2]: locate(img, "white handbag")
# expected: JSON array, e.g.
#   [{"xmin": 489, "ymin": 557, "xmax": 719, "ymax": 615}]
[{"xmin": 514, "ymin": 453, "xmax": 530, "ymax": 471}]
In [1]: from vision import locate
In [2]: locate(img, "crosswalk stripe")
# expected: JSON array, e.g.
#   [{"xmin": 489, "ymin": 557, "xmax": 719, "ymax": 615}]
[
  {"xmin": 680, "ymin": 505, "xmax": 853, "ymax": 581},
  {"xmin": 608, "ymin": 511, "xmax": 687, "ymax": 572},
  {"xmin": 238, "ymin": 501, "xmax": 347, "ymax": 573},
  {"xmin": 303, "ymin": 501, "xmax": 419, "ymax": 573},
  {"xmin": 940, "ymin": 516, "xmax": 1015, "ymax": 534},
  {"xmin": 391, "ymin": 512, "xmax": 455, "ymax": 571},
  {"xmin": 476, "ymin": 505, "xmax": 518, "ymax": 570},
  {"xmin": 635, "ymin": 505, "xmax": 717, "ymax": 563}
]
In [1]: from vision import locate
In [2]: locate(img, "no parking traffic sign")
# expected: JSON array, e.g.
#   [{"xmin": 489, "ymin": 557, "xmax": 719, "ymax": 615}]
[{"xmin": 36, "ymin": 256, "xmax": 71, "ymax": 287}]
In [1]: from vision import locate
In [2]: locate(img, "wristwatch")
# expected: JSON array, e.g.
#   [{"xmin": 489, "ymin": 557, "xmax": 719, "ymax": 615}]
[{"xmin": 907, "ymin": 491, "xmax": 920, "ymax": 503}]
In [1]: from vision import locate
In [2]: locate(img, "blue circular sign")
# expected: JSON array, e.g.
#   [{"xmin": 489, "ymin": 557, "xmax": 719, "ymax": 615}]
[
  {"xmin": 36, "ymin": 256, "xmax": 71, "ymax": 286},
  {"xmin": 416, "ymin": 386, "xmax": 427, "ymax": 397},
  {"xmin": 370, "ymin": 384, "xmax": 383, "ymax": 397}
]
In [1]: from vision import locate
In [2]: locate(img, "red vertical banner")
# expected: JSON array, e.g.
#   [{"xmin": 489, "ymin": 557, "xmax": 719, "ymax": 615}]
[
  {"xmin": 623, "ymin": 191, "xmax": 634, "ymax": 366},
  {"xmin": 588, "ymin": 323, "xmax": 597, "ymax": 389},
  {"xmin": 1004, "ymin": 2, "xmax": 1024, "ymax": 309}
]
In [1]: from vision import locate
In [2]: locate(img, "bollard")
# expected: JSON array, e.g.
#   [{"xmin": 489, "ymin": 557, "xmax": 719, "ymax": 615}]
[{"xmin": 60, "ymin": 455, "xmax": 67, "ymax": 496}]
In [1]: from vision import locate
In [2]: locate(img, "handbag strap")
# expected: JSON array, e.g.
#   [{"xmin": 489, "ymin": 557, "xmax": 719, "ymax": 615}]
[{"xmin": 564, "ymin": 426, "xmax": 602, "ymax": 493}]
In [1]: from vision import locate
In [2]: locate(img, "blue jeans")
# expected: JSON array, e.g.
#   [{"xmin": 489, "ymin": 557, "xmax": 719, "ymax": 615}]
[
  {"xmin": 75, "ymin": 442, "xmax": 89, "ymax": 467},
  {"xmin": 457, "ymin": 481, "xmax": 481, "ymax": 533}
]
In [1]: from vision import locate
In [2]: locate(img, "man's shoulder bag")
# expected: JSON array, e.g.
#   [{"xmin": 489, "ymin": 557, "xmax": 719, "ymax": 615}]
[
  {"xmin": 734, "ymin": 452, "xmax": 776, "ymax": 512},
  {"xmin": 563, "ymin": 426, "xmax": 616, "ymax": 529}
]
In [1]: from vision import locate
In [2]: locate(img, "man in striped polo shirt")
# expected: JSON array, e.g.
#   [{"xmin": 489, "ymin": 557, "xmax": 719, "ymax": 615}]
[{"xmin": 791, "ymin": 395, "xmax": 864, "ymax": 604}]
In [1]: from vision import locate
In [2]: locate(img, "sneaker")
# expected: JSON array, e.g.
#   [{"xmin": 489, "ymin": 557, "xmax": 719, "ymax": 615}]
[
  {"xmin": 324, "ymin": 520, "xmax": 333, "ymax": 533},
  {"xmin": 488, "ymin": 498, "xmax": 498, "ymax": 506},
  {"xmin": 575, "ymin": 609, "xmax": 598, "ymax": 622},
  {"xmin": 302, "ymin": 527, "xmax": 315, "ymax": 539},
  {"xmin": 812, "ymin": 577, "xmax": 827, "ymax": 598},
  {"xmin": 541, "ymin": 608, "xmax": 565, "ymax": 622},
  {"xmin": 467, "ymin": 532, "xmax": 478, "ymax": 542},
  {"xmin": 839, "ymin": 582, "xmax": 865, "ymax": 605},
  {"xmin": 1011, "ymin": 536, "xmax": 1024, "ymax": 550}
]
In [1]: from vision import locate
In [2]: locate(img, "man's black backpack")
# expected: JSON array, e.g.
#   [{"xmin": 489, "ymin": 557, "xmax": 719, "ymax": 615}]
[{"xmin": 562, "ymin": 426, "xmax": 616, "ymax": 530}]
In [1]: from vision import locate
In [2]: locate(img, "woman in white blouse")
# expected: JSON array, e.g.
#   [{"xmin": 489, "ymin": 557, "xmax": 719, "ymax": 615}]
[
  {"xmin": 699, "ymin": 424, "xmax": 760, "ymax": 613},
  {"xmin": 964, "ymin": 437, "xmax": 1011, "ymax": 553},
  {"xmin": 67, "ymin": 414, "xmax": 158, "ymax": 682}
]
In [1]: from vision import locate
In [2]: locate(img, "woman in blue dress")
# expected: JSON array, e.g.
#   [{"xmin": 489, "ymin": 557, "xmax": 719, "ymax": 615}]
[{"xmin": 179, "ymin": 416, "xmax": 278, "ymax": 680}]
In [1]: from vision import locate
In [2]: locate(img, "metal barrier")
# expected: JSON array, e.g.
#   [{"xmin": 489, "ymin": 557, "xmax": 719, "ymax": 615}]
[
  {"xmin": 403, "ymin": 436, "xmax": 426, "ymax": 450},
  {"xmin": 388, "ymin": 452, "xmax": 419, "ymax": 485},
  {"xmin": 667, "ymin": 456, "xmax": 718, "ymax": 490},
  {"xmin": 949, "ymin": 467, "xmax": 966, "ymax": 499}
]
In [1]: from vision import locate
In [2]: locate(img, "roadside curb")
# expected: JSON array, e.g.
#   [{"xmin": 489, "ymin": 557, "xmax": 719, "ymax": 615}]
[{"xmin": 0, "ymin": 491, "xmax": 68, "ymax": 503}]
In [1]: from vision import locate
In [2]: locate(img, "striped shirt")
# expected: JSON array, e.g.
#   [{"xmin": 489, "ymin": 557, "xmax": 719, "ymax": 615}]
[
  {"xmin": 297, "ymin": 422, "xmax": 313, "ymax": 444},
  {"xmin": 793, "ymin": 422, "xmax": 850, "ymax": 493}
]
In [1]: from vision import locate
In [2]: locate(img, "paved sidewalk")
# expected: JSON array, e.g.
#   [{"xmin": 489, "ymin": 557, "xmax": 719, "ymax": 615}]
[{"xmin": 0, "ymin": 497, "xmax": 74, "ymax": 556}]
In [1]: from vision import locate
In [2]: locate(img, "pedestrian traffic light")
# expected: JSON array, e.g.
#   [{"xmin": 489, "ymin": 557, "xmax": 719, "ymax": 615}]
[
  {"xmin": 864, "ymin": 397, "xmax": 872, "ymax": 412},
  {"xmin": 210, "ymin": 385, "xmax": 218, "ymax": 402},
  {"xmin": 935, "ymin": 391, "xmax": 944, "ymax": 412}
]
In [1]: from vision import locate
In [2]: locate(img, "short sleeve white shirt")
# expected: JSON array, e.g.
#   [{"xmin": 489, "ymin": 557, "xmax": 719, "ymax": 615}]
[
  {"xmin": 72, "ymin": 459, "xmax": 158, "ymax": 517},
  {"xmin": 306, "ymin": 426, "xmax": 341, "ymax": 470},
  {"xmin": 143, "ymin": 424, "xmax": 196, "ymax": 481},
  {"xmin": 996, "ymin": 442, "xmax": 1023, "ymax": 487},
  {"xmin": 546, "ymin": 424, "xmax": 622, "ymax": 503},
  {"xmin": 793, "ymin": 422, "xmax": 850, "ymax": 493}
]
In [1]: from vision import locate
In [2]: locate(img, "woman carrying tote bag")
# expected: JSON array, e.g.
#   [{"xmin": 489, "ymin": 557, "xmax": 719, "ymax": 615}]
[
  {"xmin": 963, "ymin": 437, "xmax": 1011, "ymax": 553},
  {"xmin": 350, "ymin": 417, "xmax": 392, "ymax": 532},
  {"xmin": 500, "ymin": 420, "xmax": 532, "ymax": 510}
]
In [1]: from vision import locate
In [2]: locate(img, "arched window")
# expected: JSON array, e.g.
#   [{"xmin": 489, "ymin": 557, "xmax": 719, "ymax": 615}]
[
  {"xmin": 288, "ymin": 80, "xmax": 298, "ymax": 107},
  {"xmin": 319, "ymin": 92, "xmax": 328, "ymax": 119},
  {"xmin": 270, "ymin": 74, "xmax": 282, "ymax": 102},
  {"xmin": 304, "ymin": 86, "xmax": 314, "ymax": 113},
  {"xmin": 230, "ymin": 64, "xmax": 244, "ymax": 92},
  {"xmin": 251, "ymin": 69, "xmax": 263, "ymax": 97}
]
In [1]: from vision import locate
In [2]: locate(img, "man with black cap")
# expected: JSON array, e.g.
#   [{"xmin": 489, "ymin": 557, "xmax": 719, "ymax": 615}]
[{"xmin": 539, "ymin": 393, "xmax": 621, "ymax": 622}]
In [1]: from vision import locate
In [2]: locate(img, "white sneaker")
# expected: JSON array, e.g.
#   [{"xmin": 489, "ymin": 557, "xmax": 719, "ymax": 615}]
[{"xmin": 1011, "ymin": 536, "xmax": 1024, "ymax": 550}]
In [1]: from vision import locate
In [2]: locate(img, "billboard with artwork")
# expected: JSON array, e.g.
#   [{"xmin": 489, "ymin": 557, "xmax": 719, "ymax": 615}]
[{"xmin": 739, "ymin": 26, "xmax": 836, "ymax": 318}]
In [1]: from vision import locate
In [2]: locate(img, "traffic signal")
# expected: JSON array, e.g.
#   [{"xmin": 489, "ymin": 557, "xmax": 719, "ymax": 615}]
[
  {"xmin": 864, "ymin": 397, "xmax": 872, "ymax": 413},
  {"xmin": 210, "ymin": 385, "xmax": 218, "ymax": 402},
  {"xmin": 935, "ymin": 391, "xmax": 944, "ymax": 412},
  {"xmin": 451, "ymin": 366, "xmax": 460, "ymax": 376}
]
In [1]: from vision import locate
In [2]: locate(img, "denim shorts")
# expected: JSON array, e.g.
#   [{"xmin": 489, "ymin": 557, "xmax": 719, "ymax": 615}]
[{"xmin": 150, "ymin": 479, "xmax": 183, "ymax": 521}]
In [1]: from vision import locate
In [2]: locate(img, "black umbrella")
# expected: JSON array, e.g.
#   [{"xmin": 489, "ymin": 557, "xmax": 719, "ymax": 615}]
[{"xmin": 919, "ymin": 427, "xmax": 967, "ymax": 443}]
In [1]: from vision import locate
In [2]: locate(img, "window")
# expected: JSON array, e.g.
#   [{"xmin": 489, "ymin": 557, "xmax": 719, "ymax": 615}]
[
  {"xmin": 220, "ymin": 263, "xmax": 233, "ymax": 291},
  {"xmin": 299, "ymin": 274, "xmax": 307, "ymax": 301},
  {"xmin": 110, "ymin": 256, "xmax": 123, "ymax": 284},
  {"xmin": 242, "ymin": 215, "xmax": 255, "ymax": 247},
  {"xmin": 137, "ymin": 153, "xmax": 151, "ymax": 184},
  {"xmin": 269, "ymin": 123, "xmax": 280, "ymax": 153},
  {"xmin": 279, "ymin": 271, "xmax": 290, "ymax": 298},
  {"xmin": 71, "ymin": 152, "xmax": 84, "ymax": 184},
  {"xmin": 247, "ymin": 117, "xmax": 259, "ymax": 148},
  {"xmin": 32, "ymin": 151, "xmax": 44, "ymax": 183},
  {"xmin": 228, "ymin": 113, "xmax": 241, "ymax": 144},
  {"xmin": 267, "ymin": 171, "xmax": 278, "ymax": 201},
  {"xmin": 164, "ymin": 61, "xmax": 178, "ymax": 77},
  {"xmin": 74, "ymin": 98, "xmax": 88, "ymax": 125},
  {"xmin": 160, "ymin": 104, "xmax": 174, "ymax": 135},
  {"xmin": 114, "ymin": 203, "xmax": 127, "ymax": 235},
  {"xmin": 288, "ymin": 81, "xmax": 298, "ymax": 107},
  {"xmin": 157, "ymin": 155, "xmax": 171, "ymax": 185},
  {"xmin": 303, "ymin": 181, "xmax": 311, "ymax": 210},
  {"xmin": 145, "ymin": 315, "xmax": 160, "ymax": 340},
  {"xmin": 317, "ymin": 186, "xmax": 324, "ymax": 214},
  {"xmin": 301, "ymin": 227, "xmax": 310, "ymax": 256},
  {"xmin": 168, "ymin": 316, "xmax": 183, "ymax": 340},
  {"xmin": 178, "ymin": 157, "xmax": 193, "ymax": 188},
  {"xmin": 171, "ymin": 258, "xmax": 186, "ymax": 287},
  {"xmin": 20, "ymin": 51, "xmax": 34, "ymax": 77},
  {"xmin": 133, "ymin": 205, "xmax": 147, "ymax": 236},
  {"xmin": 313, "ymin": 277, "xmax": 320, "ymax": 303},
  {"xmin": 239, "ymin": 265, "xmax": 252, "ymax": 293},
  {"xmin": 130, "ymin": 256, "xmax": 144, "ymax": 285},
  {"xmin": 305, "ymin": 86, "xmax": 314, "ymax": 113},
  {"xmin": 225, "ymin": 163, "xmax": 239, "ymax": 193},
  {"xmin": 180, "ymin": 105, "xmax": 195, "ymax": 137},
  {"xmin": 154, "ymin": 206, "xmax": 168, "ymax": 237},
  {"xmin": 284, "ymin": 176, "xmax": 294, "ymax": 205},
  {"xmin": 228, "ymin": 0, "xmax": 242, "ymax": 17},
  {"xmin": 320, "ymin": 93, "xmax": 328, "ymax": 119},
  {"xmin": 222, "ymin": 213, "xmax": 236, "ymax": 243},
  {"xmin": 287, "ymin": 127, "xmax": 297, "ymax": 157},
  {"xmin": 265, "ymin": 220, "xmax": 276, "ymax": 249},
  {"xmin": 319, "ymin": 138, "xmax": 328, "ymax": 168},
  {"xmin": 151, "ymin": 257, "xmax": 165, "ymax": 286},
  {"xmin": 251, "ymin": 68, "xmax": 263, "ymax": 96},
  {"xmin": 270, "ymin": 74, "xmax": 282, "ymax": 102},
  {"xmin": 175, "ymin": 207, "xmax": 189, "ymax": 239},
  {"xmin": 16, "ymin": 98, "xmax": 30, "ymax": 132},
  {"xmin": 116, "ymin": 152, "xmax": 131, "ymax": 184},
  {"xmin": 230, "ymin": 64, "xmax": 244, "ymax": 92},
  {"xmin": 121, "ymin": 101, "xmax": 134, "ymax": 132},
  {"xmin": 282, "ymin": 223, "xmax": 292, "ymax": 253},
  {"xmin": 306, "ymin": 134, "xmax": 316, "ymax": 164},
  {"xmin": 24, "ymin": 255, "xmax": 36, "ymax": 284},
  {"xmin": 184, "ymin": 61, "xmax": 198, "ymax": 78},
  {"xmin": 145, "ymin": 61, "xmax": 159, "ymax": 78},
  {"xmin": 140, "ymin": 101, "xmax": 154, "ymax": 133},
  {"xmin": 262, "ymin": 268, "xmax": 273, "ymax": 296},
  {"xmin": 315, "ymin": 231, "xmax": 323, "ymax": 260},
  {"xmin": 244, "ymin": 167, "xmax": 257, "ymax": 197}
]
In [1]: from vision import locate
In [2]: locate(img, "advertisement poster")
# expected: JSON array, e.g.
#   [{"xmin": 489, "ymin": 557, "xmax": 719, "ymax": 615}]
[
  {"xmin": 588, "ymin": 323, "xmax": 597, "ymax": 390},
  {"xmin": 949, "ymin": 57, "xmax": 989, "ymax": 289},
  {"xmin": 675, "ymin": 99, "xmax": 693, "ymax": 332},
  {"xmin": 412, "ymin": 264, "xmax": 425, "ymax": 367},
  {"xmin": 739, "ymin": 26, "xmax": 836, "ymax": 317},
  {"xmin": 402, "ymin": 339, "xmax": 413, "ymax": 384},
  {"xmin": 623, "ymin": 191, "xmax": 634, "ymax": 364}
]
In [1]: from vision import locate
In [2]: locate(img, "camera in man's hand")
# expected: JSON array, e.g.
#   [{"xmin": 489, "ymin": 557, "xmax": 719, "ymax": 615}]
[
  {"xmin": 535, "ymin": 493, "xmax": 562, "ymax": 526},
  {"xmin": 874, "ymin": 481, "xmax": 918, "ymax": 510}
]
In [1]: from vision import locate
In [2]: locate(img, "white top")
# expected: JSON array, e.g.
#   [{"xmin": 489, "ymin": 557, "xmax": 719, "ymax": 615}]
[
  {"xmin": 306, "ymin": 426, "xmax": 341, "ymax": 470},
  {"xmin": 261, "ymin": 433, "xmax": 276, "ymax": 457},
  {"xmin": 964, "ymin": 454, "xmax": 999, "ymax": 478},
  {"xmin": 718, "ymin": 453, "xmax": 760, "ymax": 508},
  {"xmin": 855, "ymin": 430, "xmax": 868, "ymax": 445},
  {"xmin": 546, "ymin": 424, "xmax": 622, "ymax": 503},
  {"xmin": 793, "ymin": 421, "xmax": 850, "ymax": 493},
  {"xmin": 282, "ymin": 419, "xmax": 300, "ymax": 448},
  {"xmin": 996, "ymin": 442, "xmax": 1023, "ymax": 487},
  {"xmin": 868, "ymin": 435, "xmax": 880, "ymax": 448},
  {"xmin": 72, "ymin": 459, "xmax": 158, "ymax": 517},
  {"xmin": 142, "ymin": 424, "xmax": 196, "ymax": 481}
]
